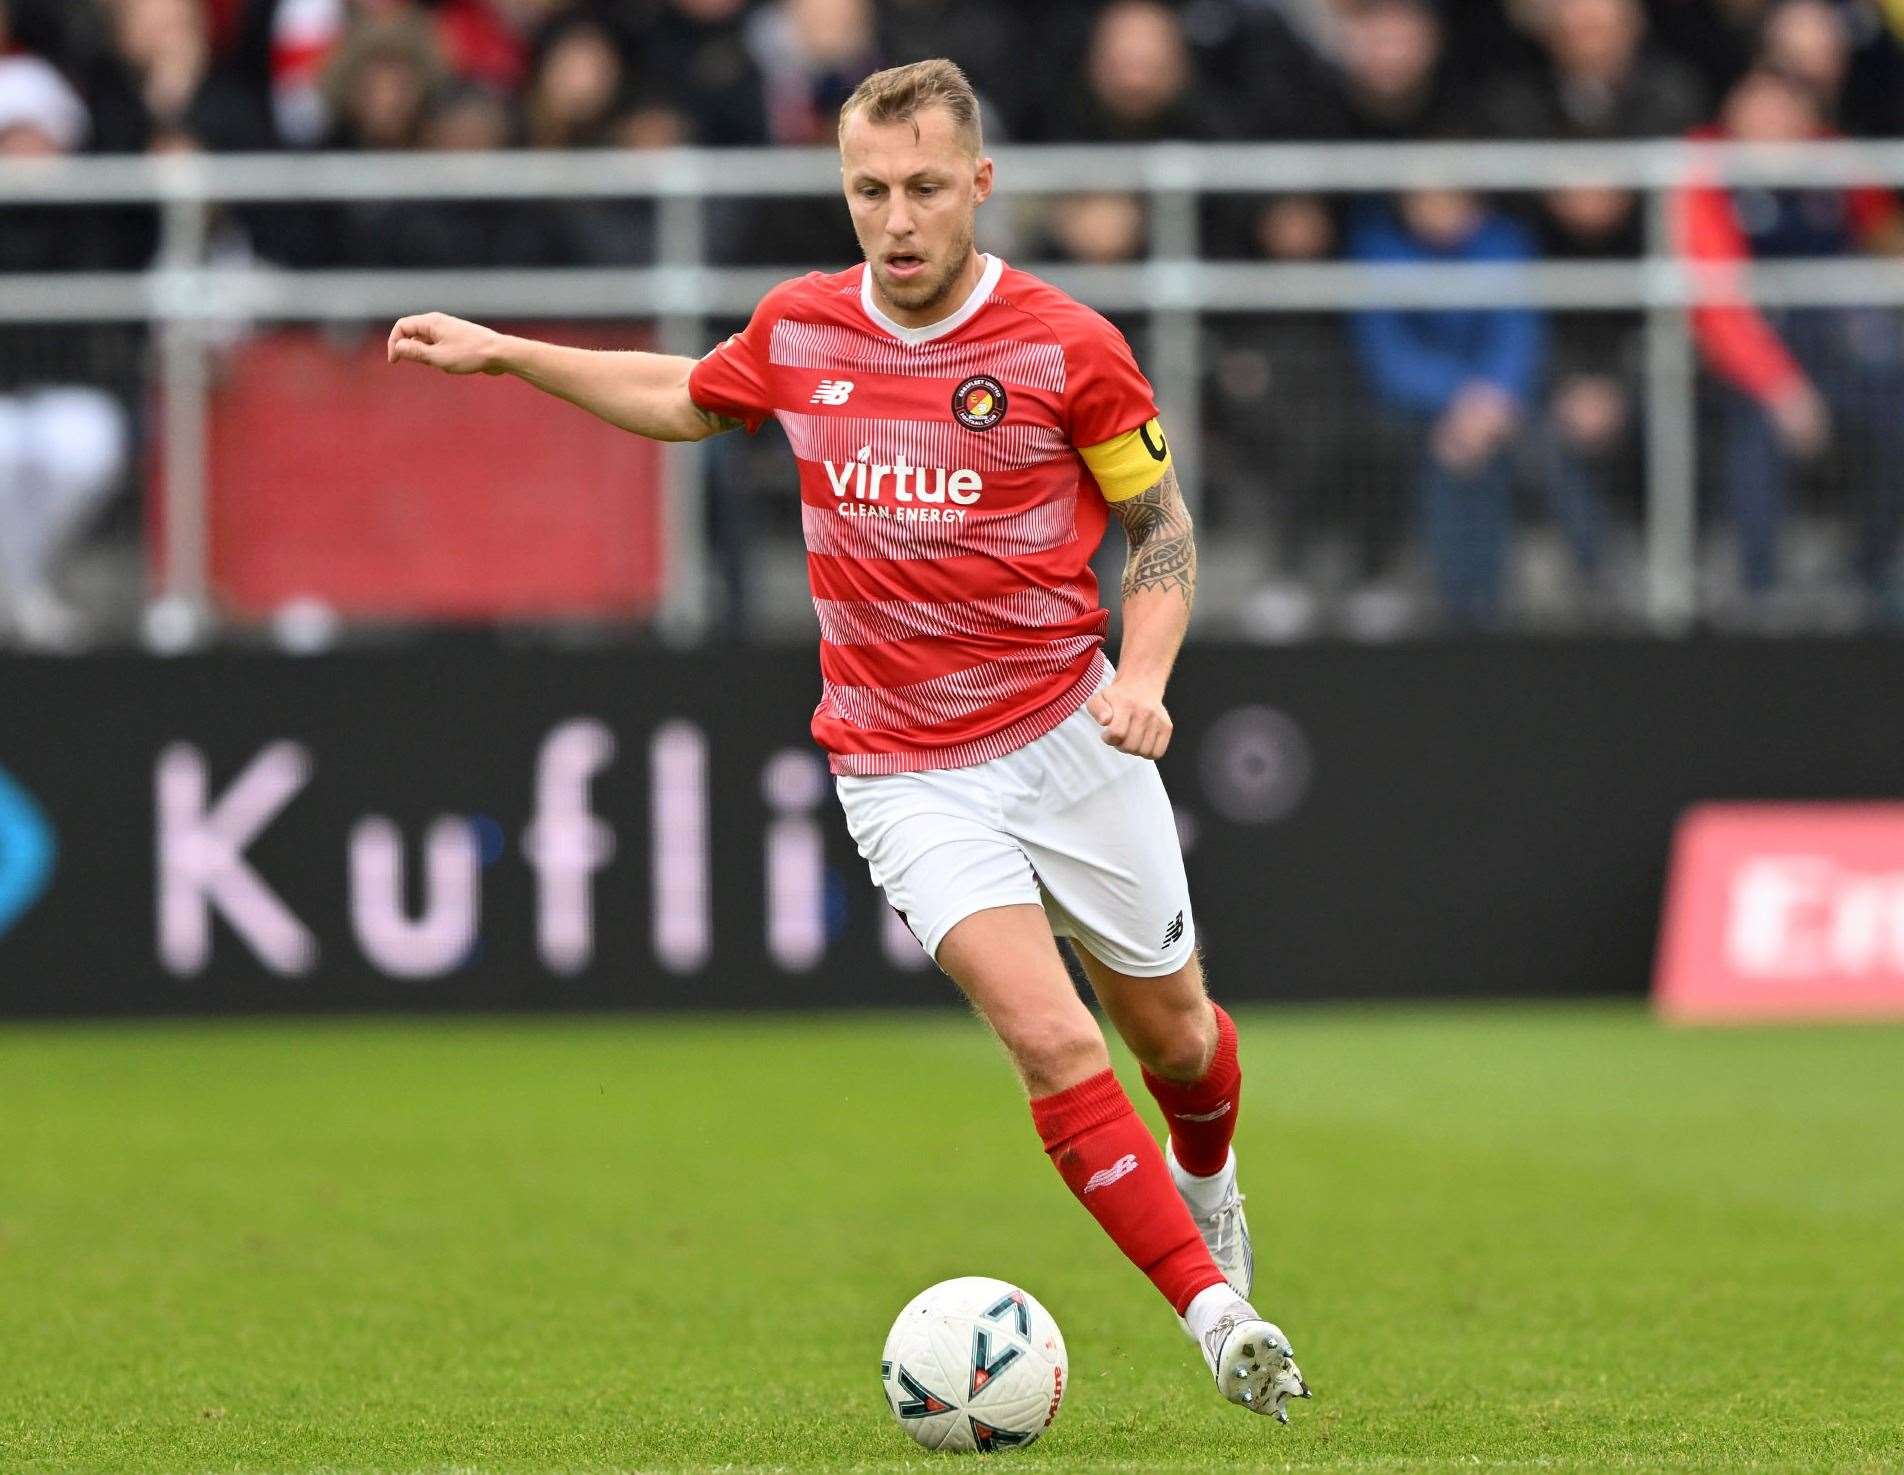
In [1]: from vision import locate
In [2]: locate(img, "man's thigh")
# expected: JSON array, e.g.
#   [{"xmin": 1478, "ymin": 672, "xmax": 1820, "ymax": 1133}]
[{"xmin": 937, "ymin": 904, "xmax": 1107, "ymax": 1096}]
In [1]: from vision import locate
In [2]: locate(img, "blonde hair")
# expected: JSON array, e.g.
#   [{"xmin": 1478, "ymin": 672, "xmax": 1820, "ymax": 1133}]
[{"xmin": 838, "ymin": 59, "xmax": 983, "ymax": 157}]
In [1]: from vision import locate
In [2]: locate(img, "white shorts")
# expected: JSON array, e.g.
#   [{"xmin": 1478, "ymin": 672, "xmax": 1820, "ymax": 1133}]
[{"xmin": 835, "ymin": 692, "xmax": 1197, "ymax": 977}]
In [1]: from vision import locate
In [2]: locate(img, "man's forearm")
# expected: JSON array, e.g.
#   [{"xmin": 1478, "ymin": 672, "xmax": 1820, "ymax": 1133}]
[
  {"xmin": 499, "ymin": 338, "xmax": 737, "ymax": 442},
  {"xmin": 1110, "ymin": 467, "xmax": 1197, "ymax": 694}
]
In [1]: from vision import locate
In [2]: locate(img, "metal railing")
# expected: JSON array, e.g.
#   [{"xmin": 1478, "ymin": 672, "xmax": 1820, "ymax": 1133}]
[{"xmin": 6, "ymin": 138, "xmax": 1904, "ymax": 640}]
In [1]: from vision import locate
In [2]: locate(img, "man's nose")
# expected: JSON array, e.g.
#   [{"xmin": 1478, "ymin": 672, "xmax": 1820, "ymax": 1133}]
[{"xmin": 886, "ymin": 199, "xmax": 914, "ymax": 236}]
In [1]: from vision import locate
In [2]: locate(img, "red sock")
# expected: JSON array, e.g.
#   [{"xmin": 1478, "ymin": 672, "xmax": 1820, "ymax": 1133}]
[
  {"xmin": 1141, "ymin": 1002, "xmax": 1241, "ymax": 1178},
  {"xmin": 1030, "ymin": 1068, "xmax": 1227, "ymax": 1316}
]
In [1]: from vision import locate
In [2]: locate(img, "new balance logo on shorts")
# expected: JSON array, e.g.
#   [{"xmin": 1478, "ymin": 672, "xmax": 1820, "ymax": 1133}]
[
  {"xmin": 1163, "ymin": 910, "xmax": 1184, "ymax": 948},
  {"xmin": 1082, "ymin": 1153, "xmax": 1140, "ymax": 1195},
  {"xmin": 809, "ymin": 378, "xmax": 855, "ymax": 405}
]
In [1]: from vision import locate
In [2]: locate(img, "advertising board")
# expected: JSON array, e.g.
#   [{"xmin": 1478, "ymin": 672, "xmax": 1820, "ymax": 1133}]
[
  {"xmin": 1655, "ymin": 804, "xmax": 1904, "ymax": 1021},
  {"xmin": 4, "ymin": 642, "xmax": 1903, "ymax": 1015}
]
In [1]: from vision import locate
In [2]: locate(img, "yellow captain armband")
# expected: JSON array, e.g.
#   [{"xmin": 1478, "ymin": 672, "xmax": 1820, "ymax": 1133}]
[{"xmin": 1079, "ymin": 418, "xmax": 1173, "ymax": 502}]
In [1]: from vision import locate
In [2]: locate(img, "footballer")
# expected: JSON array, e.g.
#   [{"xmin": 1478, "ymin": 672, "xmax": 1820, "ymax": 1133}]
[{"xmin": 389, "ymin": 58, "xmax": 1309, "ymax": 1421}]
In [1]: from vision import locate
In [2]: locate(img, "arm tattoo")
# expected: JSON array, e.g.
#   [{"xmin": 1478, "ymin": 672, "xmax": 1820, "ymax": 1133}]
[
  {"xmin": 1110, "ymin": 466, "xmax": 1197, "ymax": 608},
  {"xmin": 692, "ymin": 404, "xmax": 744, "ymax": 437}
]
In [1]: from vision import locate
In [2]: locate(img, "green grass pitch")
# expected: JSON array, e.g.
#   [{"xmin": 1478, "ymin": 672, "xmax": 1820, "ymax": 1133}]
[{"xmin": 3, "ymin": 1003, "xmax": 1901, "ymax": 1473}]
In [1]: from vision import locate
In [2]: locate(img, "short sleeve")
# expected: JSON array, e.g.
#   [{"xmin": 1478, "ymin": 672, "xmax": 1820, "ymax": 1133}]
[
  {"xmin": 687, "ymin": 300, "xmax": 777, "ymax": 434},
  {"xmin": 1065, "ymin": 312, "xmax": 1160, "ymax": 449}
]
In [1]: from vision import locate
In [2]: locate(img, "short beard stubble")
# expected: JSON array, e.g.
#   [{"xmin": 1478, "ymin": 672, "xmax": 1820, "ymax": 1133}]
[{"xmin": 872, "ymin": 216, "xmax": 976, "ymax": 318}]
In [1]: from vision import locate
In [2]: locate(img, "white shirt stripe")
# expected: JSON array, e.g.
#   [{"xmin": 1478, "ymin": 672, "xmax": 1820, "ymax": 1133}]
[
  {"xmin": 770, "ymin": 319, "xmax": 1066, "ymax": 394},
  {"xmin": 823, "ymin": 634, "xmax": 1104, "ymax": 731},
  {"xmin": 812, "ymin": 585, "xmax": 1095, "ymax": 646},
  {"xmin": 801, "ymin": 498, "xmax": 1077, "ymax": 562},
  {"xmin": 779, "ymin": 411, "xmax": 1070, "ymax": 475}
]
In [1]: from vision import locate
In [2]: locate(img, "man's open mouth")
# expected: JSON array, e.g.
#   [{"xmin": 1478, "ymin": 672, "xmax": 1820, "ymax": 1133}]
[{"xmin": 885, "ymin": 253, "xmax": 927, "ymax": 278}]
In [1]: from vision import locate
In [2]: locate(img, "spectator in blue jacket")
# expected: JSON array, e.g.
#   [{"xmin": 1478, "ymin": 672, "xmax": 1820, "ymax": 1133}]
[{"xmin": 1350, "ymin": 188, "xmax": 1546, "ymax": 627}]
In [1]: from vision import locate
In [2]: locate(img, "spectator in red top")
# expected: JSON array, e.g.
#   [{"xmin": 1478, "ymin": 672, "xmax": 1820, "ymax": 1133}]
[{"xmin": 1677, "ymin": 66, "xmax": 1904, "ymax": 617}]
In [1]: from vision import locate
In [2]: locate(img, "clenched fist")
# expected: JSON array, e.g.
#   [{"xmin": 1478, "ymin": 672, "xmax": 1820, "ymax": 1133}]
[
  {"xmin": 387, "ymin": 313, "xmax": 510, "ymax": 375},
  {"xmin": 1086, "ymin": 679, "xmax": 1173, "ymax": 760}
]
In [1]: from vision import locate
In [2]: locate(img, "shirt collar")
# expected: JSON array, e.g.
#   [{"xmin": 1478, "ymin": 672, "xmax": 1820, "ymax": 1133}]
[{"xmin": 857, "ymin": 253, "xmax": 1003, "ymax": 346}]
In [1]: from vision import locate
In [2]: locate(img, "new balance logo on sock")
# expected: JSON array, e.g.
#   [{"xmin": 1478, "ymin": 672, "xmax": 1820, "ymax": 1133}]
[
  {"xmin": 1174, "ymin": 1102, "xmax": 1232, "ymax": 1123},
  {"xmin": 1082, "ymin": 1153, "xmax": 1140, "ymax": 1195},
  {"xmin": 1163, "ymin": 911, "xmax": 1184, "ymax": 948}
]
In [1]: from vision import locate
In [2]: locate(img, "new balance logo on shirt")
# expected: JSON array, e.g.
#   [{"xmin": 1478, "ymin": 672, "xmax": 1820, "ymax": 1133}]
[
  {"xmin": 1082, "ymin": 1153, "xmax": 1140, "ymax": 1195},
  {"xmin": 1163, "ymin": 911, "xmax": 1184, "ymax": 948},
  {"xmin": 810, "ymin": 379, "xmax": 856, "ymax": 405}
]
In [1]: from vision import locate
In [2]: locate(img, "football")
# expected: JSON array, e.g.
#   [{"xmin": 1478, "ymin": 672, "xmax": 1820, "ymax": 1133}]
[{"xmin": 880, "ymin": 1277, "xmax": 1068, "ymax": 1452}]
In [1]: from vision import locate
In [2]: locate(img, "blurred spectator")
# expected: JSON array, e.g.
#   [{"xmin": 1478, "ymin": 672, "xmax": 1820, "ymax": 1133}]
[
  {"xmin": 424, "ymin": 77, "xmax": 515, "ymax": 149},
  {"xmin": 0, "ymin": 50, "xmax": 87, "ymax": 153},
  {"xmin": 1678, "ymin": 67, "xmax": 1904, "ymax": 620},
  {"xmin": 1349, "ymin": 187, "xmax": 1547, "ymax": 628},
  {"xmin": 610, "ymin": 97, "xmax": 692, "ymax": 149},
  {"xmin": 435, "ymin": 0, "xmax": 572, "ymax": 91},
  {"xmin": 1758, "ymin": 0, "xmax": 1904, "ymax": 135},
  {"xmin": 1324, "ymin": 0, "xmax": 1459, "ymax": 141},
  {"xmin": 108, "ymin": 0, "xmax": 218, "ymax": 148},
  {"xmin": 248, "ymin": 0, "xmax": 572, "ymax": 147},
  {"xmin": 1760, "ymin": 0, "xmax": 1851, "ymax": 108},
  {"xmin": 324, "ymin": 21, "xmax": 460, "ymax": 264},
  {"xmin": 747, "ymin": 0, "xmax": 880, "ymax": 145},
  {"xmin": 1487, "ymin": 0, "xmax": 1706, "ymax": 138},
  {"xmin": 712, "ymin": 0, "xmax": 876, "ymax": 266},
  {"xmin": 323, "ymin": 12, "xmax": 445, "ymax": 150},
  {"xmin": 1043, "ymin": 192, "xmax": 1147, "ymax": 263},
  {"xmin": 1479, "ymin": 0, "xmax": 1697, "ymax": 610},
  {"xmin": 1041, "ymin": 0, "xmax": 1221, "ymax": 142},
  {"xmin": 631, "ymin": 0, "xmax": 768, "ymax": 146},
  {"xmin": 1204, "ymin": 197, "xmax": 1383, "ymax": 641},
  {"xmin": 1520, "ymin": 180, "xmax": 1640, "ymax": 603},
  {"xmin": 1522, "ymin": 310, "xmax": 1630, "ymax": 608},
  {"xmin": 522, "ymin": 15, "xmax": 623, "ymax": 148},
  {"xmin": 1170, "ymin": 0, "xmax": 1338, "ymax": 140},
  {"xmin": 0, "ymin": 57, "xmax": 134, "ymax": 648}
]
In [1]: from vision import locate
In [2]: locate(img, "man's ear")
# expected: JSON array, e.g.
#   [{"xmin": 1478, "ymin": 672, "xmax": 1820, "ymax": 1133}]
[{"xmin": 973, "ymin": 156, "xmax": 995, "ymax": 206}]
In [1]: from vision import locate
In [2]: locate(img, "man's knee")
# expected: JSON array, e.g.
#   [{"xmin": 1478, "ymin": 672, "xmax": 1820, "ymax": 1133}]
[
  {"xmin": 1137, "ymin": 997, "xmax": 1218, "ymax": 1083},
  {"xmin": 1008, "ymin": 1016, "xmax": 1109, "ymax": 1097}
]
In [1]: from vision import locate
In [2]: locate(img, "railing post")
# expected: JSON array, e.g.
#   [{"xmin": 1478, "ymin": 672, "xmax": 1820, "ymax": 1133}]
[
  {"xmin": 655, "ymin": 159, "xmax": 709, "ymax": 645},
  {"xmin": 1642, "ymin": 181, "xmax": 1699, "ymax": 632},
  {"xmin": 1148, "ymin": 148, "xmax": 1202, "ymax": 512},
  {"xmin": 153, "ymin": 164, "xmax": 213, "ymax": 648}
]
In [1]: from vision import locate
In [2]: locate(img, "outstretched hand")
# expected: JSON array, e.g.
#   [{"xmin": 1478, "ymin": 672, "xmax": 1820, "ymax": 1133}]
[
  {"xmin": 386, "ymin": 313, "xmax": 508, "ymax": 375},
  {"xmin": 1086, "ymin": 680, "xmax": 1173, "ymax": 760}
]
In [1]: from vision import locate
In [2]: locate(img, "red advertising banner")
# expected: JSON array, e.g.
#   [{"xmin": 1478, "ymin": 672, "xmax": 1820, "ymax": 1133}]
[
  {"xmin": 152, "ymin": 330, "xmax": 664, "ymax": 620},
  {"xmin": 1654, "ymin": 804, "xmax": 1904, "ymax": 1022}
]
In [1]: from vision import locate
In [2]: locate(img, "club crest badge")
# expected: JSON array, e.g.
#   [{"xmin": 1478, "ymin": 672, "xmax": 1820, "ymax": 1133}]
[{"xmin": 952, "ymin": 374, "xmax": 1007, "ymax": 431}]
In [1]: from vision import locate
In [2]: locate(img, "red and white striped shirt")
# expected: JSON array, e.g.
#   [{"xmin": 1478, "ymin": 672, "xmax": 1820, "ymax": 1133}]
[{"xmin": 688, "ymin": 255, "xmax": 1162, "ymax": 776}]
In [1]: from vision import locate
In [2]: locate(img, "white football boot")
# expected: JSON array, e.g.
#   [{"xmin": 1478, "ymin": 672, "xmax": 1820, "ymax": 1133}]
[
  {"xmin": 1194, "ymin": 1294, "xmax": 1311, "ymax": 1423},
  {"xmin": 1168, "ymin": 1143, "xmax": 1253, "ymax": 1298}
]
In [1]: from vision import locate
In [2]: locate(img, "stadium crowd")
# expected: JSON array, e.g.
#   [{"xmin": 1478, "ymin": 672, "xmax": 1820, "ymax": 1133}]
[{"xmin": 3, "ymin": 0, "xmax": 1904, "ymax": 640}]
